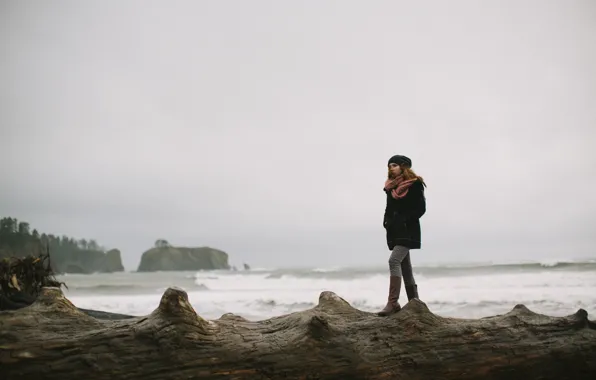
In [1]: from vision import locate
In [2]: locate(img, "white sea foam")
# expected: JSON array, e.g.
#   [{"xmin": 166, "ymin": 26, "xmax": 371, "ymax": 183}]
[
  {"xmin": 64, "ymin": 264, "xmax": 596, "ymax": 321},
  {"xmin": 311, "ymin": 267, "xmax": 342, "ymax": 273}
]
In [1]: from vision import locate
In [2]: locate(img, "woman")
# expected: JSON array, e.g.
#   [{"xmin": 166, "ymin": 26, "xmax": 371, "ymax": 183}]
[{"xmin": 378, "ymin": 154, "xmax": 426, "ymax": 316}]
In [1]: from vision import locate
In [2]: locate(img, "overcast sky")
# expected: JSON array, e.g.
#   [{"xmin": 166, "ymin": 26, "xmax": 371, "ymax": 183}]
[{"xmin": 1, "ymin": 0, "xmax": 595, "ymax": 270}]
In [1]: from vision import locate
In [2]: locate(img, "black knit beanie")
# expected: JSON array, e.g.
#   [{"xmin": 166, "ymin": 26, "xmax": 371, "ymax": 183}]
[{"xmin": 387, "ymin": 155, "xmax": 412, "ymax": 167}]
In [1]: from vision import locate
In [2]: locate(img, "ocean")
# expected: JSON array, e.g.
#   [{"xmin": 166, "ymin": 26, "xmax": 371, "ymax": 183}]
[{"xmin": 57, "ymin": 260, "xmax": 596, "ymax": 321}]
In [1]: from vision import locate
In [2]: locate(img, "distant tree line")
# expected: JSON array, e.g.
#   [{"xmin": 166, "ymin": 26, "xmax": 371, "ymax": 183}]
[
  {"xmin": 154, "ymin": 239, "xmax": 171, "ymax": 248},
  {"xmin": 0, "ymin": 217, "xmax": 107, "ymax": 262}
]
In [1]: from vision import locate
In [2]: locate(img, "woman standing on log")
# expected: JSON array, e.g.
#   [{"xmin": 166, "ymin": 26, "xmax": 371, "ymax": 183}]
[{"xmin": 378, "ymin": 154, "xmax": 427, "ymax": 316}]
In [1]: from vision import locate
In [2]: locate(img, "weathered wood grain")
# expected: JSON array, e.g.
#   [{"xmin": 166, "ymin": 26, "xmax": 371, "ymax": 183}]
[{"xmin": 1, "ymin": 287, "xmax": 595, "ymax": 380}]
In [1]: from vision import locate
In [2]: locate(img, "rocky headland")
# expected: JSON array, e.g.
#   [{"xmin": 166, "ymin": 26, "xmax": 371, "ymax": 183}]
[
  {"xmin": 0, "ymin": 217, "xmax": 124, "ymax": 274},
  {"xmin": 137, "ymin": 241, "xmax": 230, "ymax": 272}
]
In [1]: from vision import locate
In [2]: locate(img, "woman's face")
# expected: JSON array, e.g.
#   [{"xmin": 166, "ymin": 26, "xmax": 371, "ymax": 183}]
[{"xmin": 388, "ymin": 163, "xmax": 402, "ymax": 177}]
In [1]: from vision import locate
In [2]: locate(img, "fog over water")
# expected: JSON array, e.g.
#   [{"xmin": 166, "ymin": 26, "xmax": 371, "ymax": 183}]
[{"xmin": 1, "ymin": 1, "xmax": 595, "ymax": 270}]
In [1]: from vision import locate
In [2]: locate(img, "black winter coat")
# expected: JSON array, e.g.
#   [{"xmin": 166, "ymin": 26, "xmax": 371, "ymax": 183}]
[{"xmin": 383, "ymin": 179, "xmax": 426, "ymax": 250}]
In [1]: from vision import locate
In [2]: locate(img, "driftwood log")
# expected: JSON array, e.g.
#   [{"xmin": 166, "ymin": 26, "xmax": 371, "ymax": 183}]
[{"xmin": 1, "ymin": 287, "xmax": 595, "ymax": 380}]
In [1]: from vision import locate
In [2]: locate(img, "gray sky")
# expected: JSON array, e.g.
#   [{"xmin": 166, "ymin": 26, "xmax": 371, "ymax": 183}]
[{"xmin": 1, "ymin": 0, "xmax": 595, "ymax": 270}]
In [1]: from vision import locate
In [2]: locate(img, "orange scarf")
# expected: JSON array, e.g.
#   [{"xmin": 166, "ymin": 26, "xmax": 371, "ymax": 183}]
[{"xmin": 384, "ymin": 175, "xmax": 417, "ymax": 199}]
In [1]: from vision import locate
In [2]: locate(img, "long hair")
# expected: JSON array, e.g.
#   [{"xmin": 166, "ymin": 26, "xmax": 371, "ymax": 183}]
[{"xmin": 387, "ymin": 165, "xmax": 427, "ymax": 187}]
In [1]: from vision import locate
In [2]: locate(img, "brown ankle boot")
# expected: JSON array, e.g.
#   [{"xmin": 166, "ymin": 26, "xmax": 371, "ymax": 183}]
[
  {"xmin": 405, "ymin": 284, "xmax": 418, "ymax": 301},
  {"xmin": 377, "ymin": 276, "xmax": 402, "ymax": 316}
]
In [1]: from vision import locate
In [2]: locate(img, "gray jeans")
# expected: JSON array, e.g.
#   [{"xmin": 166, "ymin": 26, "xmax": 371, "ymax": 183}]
[{"xmin": 388, "ymin": 245, "xmax": 416, "ymax": 286}]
